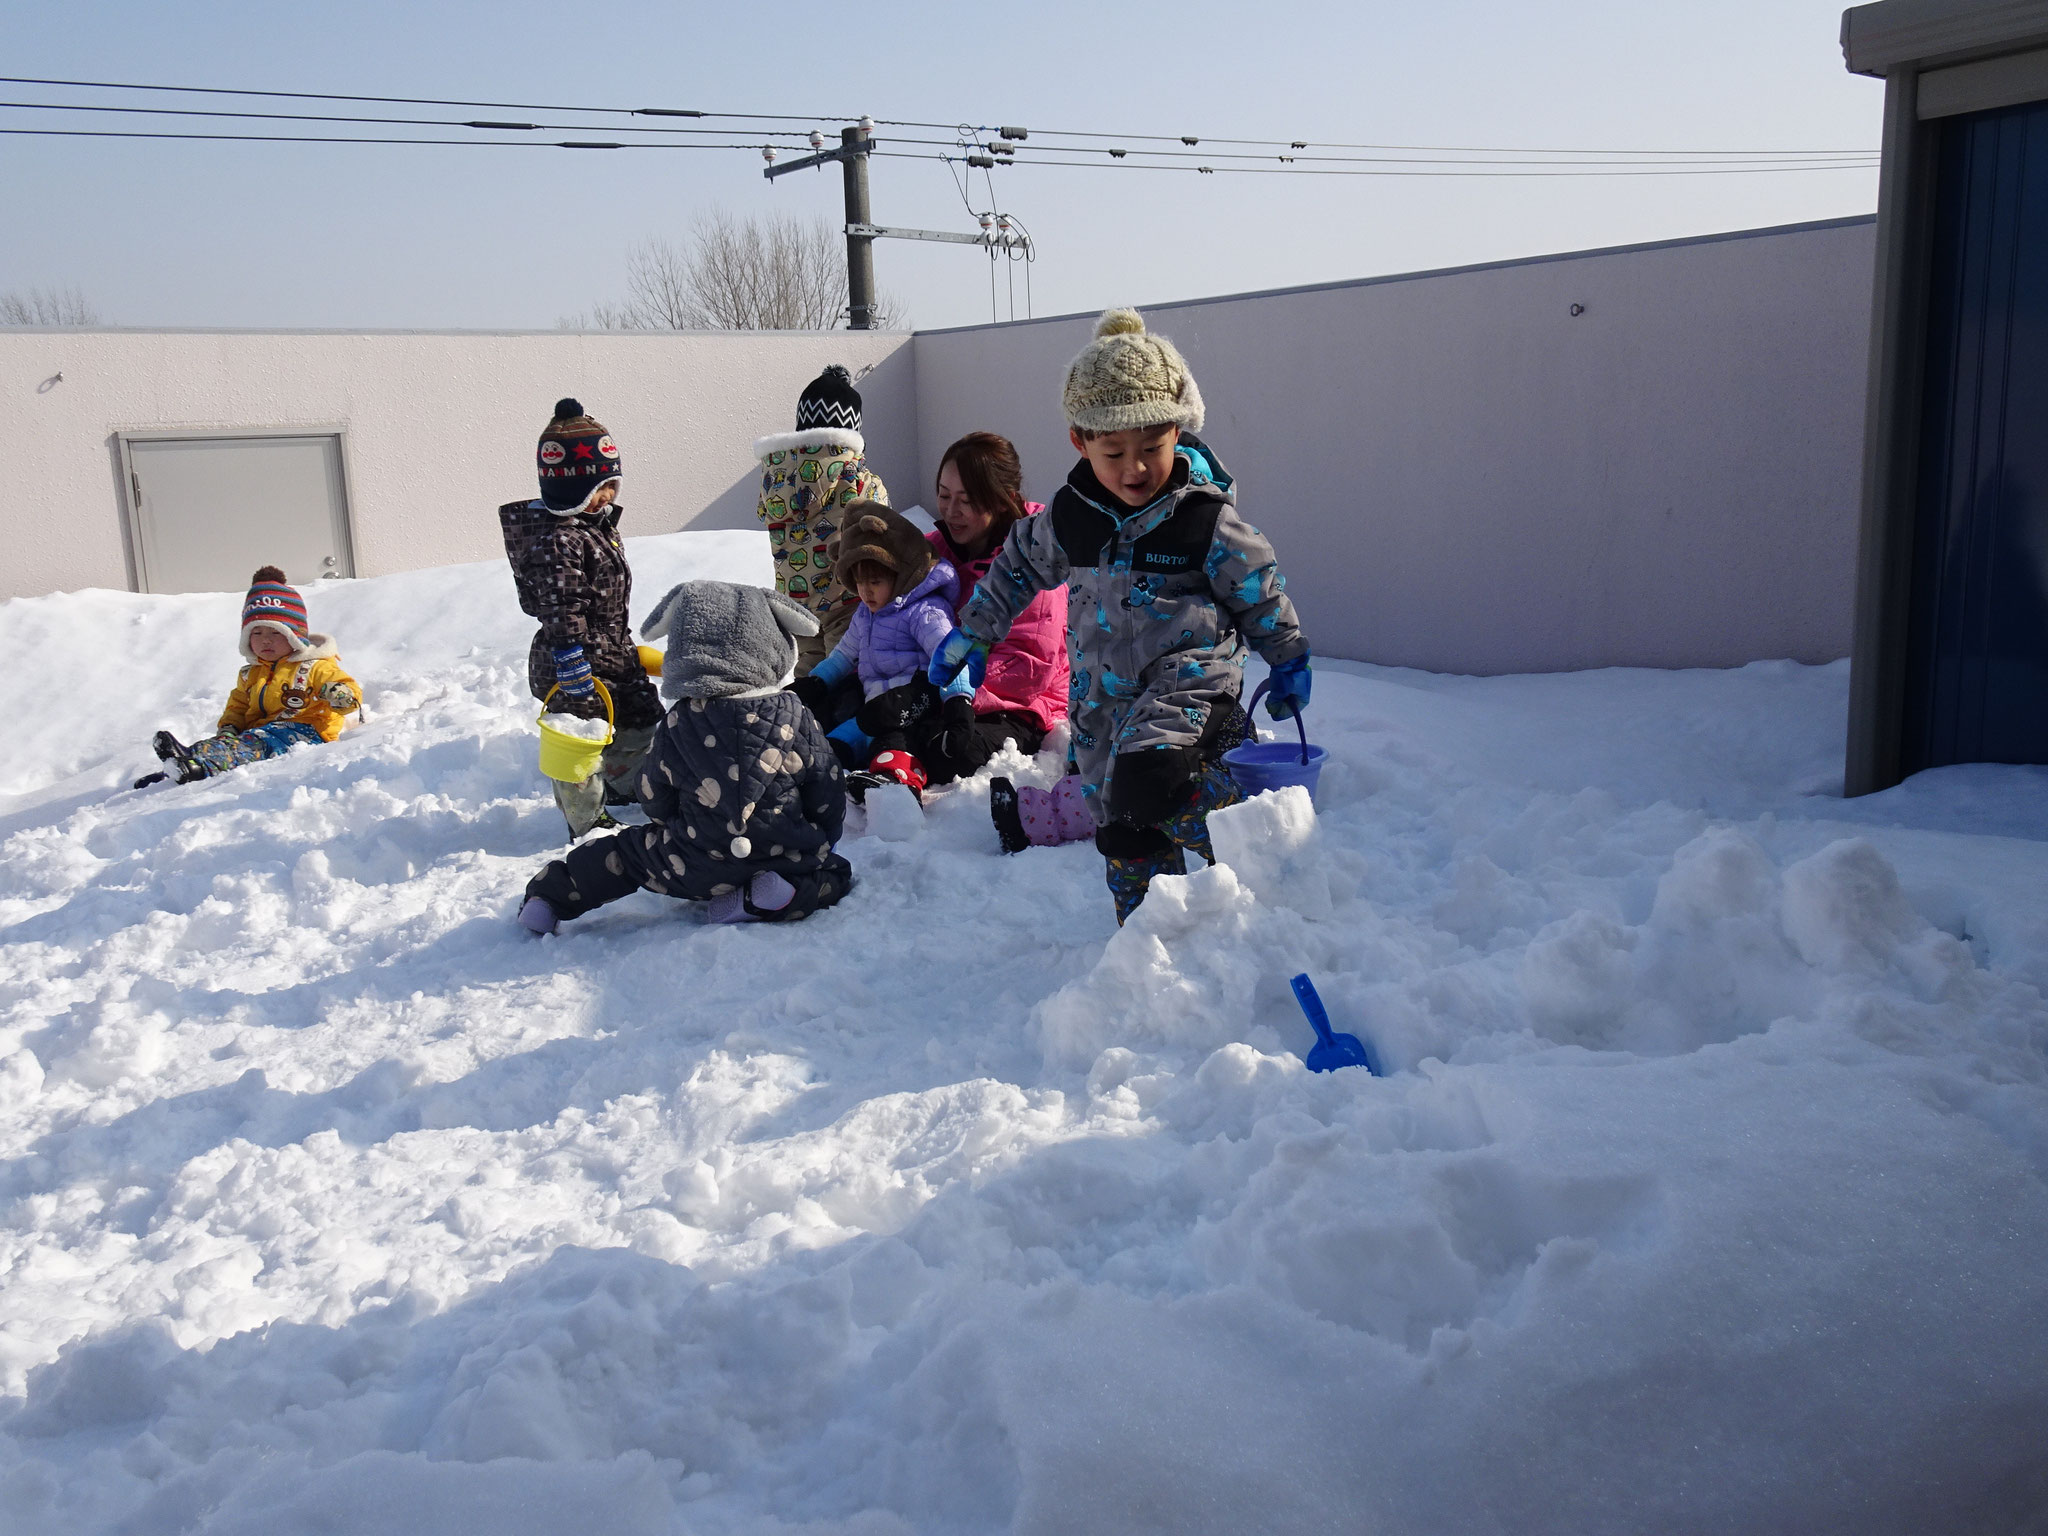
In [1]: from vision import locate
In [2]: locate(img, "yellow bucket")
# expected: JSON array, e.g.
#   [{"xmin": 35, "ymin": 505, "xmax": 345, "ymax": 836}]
[
  {"xmin": 536, "ymin": 678, "xmax": 614, "ymax": 783},
  {"xmin": 637, "ymin": 644, "xmax": 665, "ymax": 677}
]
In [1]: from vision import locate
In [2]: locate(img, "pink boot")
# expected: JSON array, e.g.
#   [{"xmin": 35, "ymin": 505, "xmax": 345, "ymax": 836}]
[{"xmin": 1017, "ymin": 775, "xmax": 1094, "ymax": 847}]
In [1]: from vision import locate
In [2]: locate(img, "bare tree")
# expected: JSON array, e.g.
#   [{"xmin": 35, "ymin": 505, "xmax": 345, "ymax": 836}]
[
  {"xmin": 0, "ymin": 286, "xmax": 100, "ymax": 326},
  {"xmin": 581, "ymin": 211, "xmax": 898, "ymax": 331}
]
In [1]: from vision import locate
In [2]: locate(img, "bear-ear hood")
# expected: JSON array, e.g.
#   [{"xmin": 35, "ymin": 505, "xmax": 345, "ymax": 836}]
[{"xmin": 642, "ymin": 580, "xmax": 819, "ymax": 701}]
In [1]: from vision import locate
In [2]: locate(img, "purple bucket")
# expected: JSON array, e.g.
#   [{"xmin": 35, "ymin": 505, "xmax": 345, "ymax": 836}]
[{"xmin": 1223, "ymin": 680, "xmax": 1327, "ymax": 803}]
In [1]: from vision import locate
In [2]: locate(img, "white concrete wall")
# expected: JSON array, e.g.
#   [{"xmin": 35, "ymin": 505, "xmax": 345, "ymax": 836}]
[
  {"xmin": 1, "ymin": 329, "xmax": 914, "ymax": 598},
  {"xmin": 913, "ymin": 217, "xmax": 1876, "ymax": 674}
]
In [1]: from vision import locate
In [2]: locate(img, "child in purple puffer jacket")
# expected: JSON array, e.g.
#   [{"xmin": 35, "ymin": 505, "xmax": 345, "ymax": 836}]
[{"xmin": 790, "ymin": 503, "xmax": 971, "ymax": 796}]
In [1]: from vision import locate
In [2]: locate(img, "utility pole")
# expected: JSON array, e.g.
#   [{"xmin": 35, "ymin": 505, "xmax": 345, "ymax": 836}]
[
  {"xmin": 767, "ymin": 118, "xmax": 1030, "ymax": 329},
  {"xmin": 840, "ymin": 125, "xmax": 876, "ymax": 330}
]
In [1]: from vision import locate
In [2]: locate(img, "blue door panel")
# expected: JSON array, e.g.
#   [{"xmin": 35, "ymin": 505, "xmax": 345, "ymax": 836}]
[{"xmin": 1906, "ymin": 98, "xmax": 2048, "ymax": 771}]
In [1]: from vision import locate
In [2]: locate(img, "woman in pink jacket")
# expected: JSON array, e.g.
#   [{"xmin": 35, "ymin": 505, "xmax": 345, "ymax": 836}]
[{"xmin": 908, "ymin": 432, "xmax": 1070, "ymax": 786}]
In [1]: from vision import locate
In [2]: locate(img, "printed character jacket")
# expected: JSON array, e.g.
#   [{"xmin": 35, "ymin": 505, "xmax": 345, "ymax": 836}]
[{"xmin": 753, "ymin": 429, "xmax": 890, "ymax": 629}]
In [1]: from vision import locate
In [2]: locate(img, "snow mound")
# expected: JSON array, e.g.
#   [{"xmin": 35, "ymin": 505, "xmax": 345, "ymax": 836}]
[{"xmin": 2, "ymin": 538, "xmax": 2047, "ymax": 1534}]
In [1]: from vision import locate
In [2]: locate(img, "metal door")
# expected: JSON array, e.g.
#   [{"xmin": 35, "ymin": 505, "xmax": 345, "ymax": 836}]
[
  {"xmin": 122, "ymin": 433, "xmax": 356, "ymax": 594},
  {"xmin": 1905, "ymin": 97, "xmax": 2048, "ymax": 772}
]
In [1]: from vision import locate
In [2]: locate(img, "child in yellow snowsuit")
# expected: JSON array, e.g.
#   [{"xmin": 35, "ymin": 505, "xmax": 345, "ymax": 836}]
[{"xmin": 139, "ymin": 566, "xmax": 361, "ymax": 786}]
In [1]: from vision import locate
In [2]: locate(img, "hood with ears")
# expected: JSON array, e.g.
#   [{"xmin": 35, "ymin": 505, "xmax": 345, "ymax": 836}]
[{"xmin": 641, "ymin": 580, "xmax": 820, "ymax": 701}]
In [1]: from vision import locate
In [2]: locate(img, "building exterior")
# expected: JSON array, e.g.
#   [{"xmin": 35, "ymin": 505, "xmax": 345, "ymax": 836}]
[{"xmin": 1842, "ymin": 0, "xmax": 2048, "ymax": 792}]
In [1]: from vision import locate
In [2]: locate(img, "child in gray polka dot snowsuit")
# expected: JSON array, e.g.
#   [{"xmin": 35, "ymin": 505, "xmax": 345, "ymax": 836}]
[{"xmin": 520, "ymin": 581, "xmax": 854, "ymax": 931}]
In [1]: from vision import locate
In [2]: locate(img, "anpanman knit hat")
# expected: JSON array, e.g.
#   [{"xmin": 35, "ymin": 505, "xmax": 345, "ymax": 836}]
[
  {"xmin": 241, "ymin": 564, "xmax": 309, "ymax": 660},
  {"xmin": 1060, "ymin": 308, "xmax": 1205, "ymax": 435},
  {"xmin": 537, "ymin": 397, "xmax": 622, "ymax": 513}
]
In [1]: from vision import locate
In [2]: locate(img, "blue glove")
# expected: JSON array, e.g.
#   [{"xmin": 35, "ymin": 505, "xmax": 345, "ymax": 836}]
[
  {"xmin": 927, "ymin": 627, "xmax": 990, "ymax": 690},
  {"xmin": 827, "ymin": 716, "xmax": 873, "ymax": 759},
  {"xmin": 806, "ymin": 650, "xmax": 853, "ymax": 690},
  {"xmin": 551, "ymin": 645, "xmax": 595, "ymax": 698},
  {"xmin": 1265, "ymin": 654, "xmax": 1311, "ymax": 719}
]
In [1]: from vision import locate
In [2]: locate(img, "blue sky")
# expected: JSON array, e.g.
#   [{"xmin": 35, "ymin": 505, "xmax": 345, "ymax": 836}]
[{"xmin": 0, "ymin": 0, "xmax": 1883, "ymax": 331}]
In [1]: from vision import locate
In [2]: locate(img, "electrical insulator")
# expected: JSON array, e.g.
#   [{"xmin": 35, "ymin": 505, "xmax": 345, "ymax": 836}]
[
  {"xmin": 966, "ymin": 153, "xmax": 995, "ymax": 169},
  {"xmin": 858, "ymin": 115, "xmax": 875, "ymax": 135},
  {"xmin": 1181, "ymin": 135, "xmax": 1199, "ymax": 146},
  {"xmin": 762, "ymin": 146, "xmax": 777, "ymax": 164},
  {"xmin": 1292, "ymin": 141, "xmax": 1307, "ymax": 149},
  {"xmin": 996, "ymin": 214, "xmax": 1011, "ymax": 230},
  {"xmin": 978, "ymin": 213, "xmax": 994, "ymax": 228},
  {"xmin": 1108, "ymin": 148, "xmax": 1126, "ymax": 159},
  {"xmin": 999, "ymin": 125, "xmax": 1027, "ymax": 140},
  {"xmin": 809, "ymin": 130, "xmax": 825, "ymax": 150},
  {"xmin": 990, "ymin": 139, "xmax": 1016, "ymax": 155}
]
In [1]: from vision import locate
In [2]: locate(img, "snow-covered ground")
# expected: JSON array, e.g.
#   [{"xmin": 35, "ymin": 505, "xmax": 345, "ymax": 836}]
[{"xmin": 2, "ymin": 532, "xmax": 2045, "ymax": 1535}]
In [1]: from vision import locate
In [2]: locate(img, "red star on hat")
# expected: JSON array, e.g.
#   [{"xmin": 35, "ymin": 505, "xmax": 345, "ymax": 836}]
[{"xmin": 574, "ymin": 443, "xmax": 595, "ymax": 460}]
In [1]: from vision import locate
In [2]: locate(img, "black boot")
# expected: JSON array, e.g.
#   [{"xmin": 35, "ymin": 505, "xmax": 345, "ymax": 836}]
[
  {"xmin": 151, "ymin": 730, "xmax": 188, "ymax": 762},
  {"xmin": 989, "ymin": 777, "xmax": 1030, "ymax": 855}
]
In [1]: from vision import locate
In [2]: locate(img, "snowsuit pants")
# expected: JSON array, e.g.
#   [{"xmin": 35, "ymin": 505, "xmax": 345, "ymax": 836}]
[
  {"xmin": 552, "ymin": 723, "xmax": 657, "ymax": 840},
  {"xmin": 183, "ymin": 721, "xmax": 324, "ymax": 780},
  {"xmin": 907, "ymin": 708, "xmax": 1047, "ymax": 787},
  {"xmin": 527, "ymin": 823, "xmax": 854, "ymax": 925},
  {"xmin": 1098, "ymin": 697, "xmax": 1250, "ymax": 924}
]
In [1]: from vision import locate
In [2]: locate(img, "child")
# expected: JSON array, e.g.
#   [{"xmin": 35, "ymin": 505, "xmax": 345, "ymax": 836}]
[
  {"xmin": 499, "ymin": 398, "xmax": 664, "ymax": 839},
  {"xmin": 930, "ymin": 309, "xmax": 1313, "ymax": 922},
  {"xmin": 790, "ymin": 503, "xmax": 970, "ymax": 795},
  {"xmin": 139, "ymin": 566, "xmax": 360, "ymax": 787},
  {"xmin": 518, "ymin": 581, "xmax": 853, "ymax": 933},
  {"xmin": 753, "ymin": 365, "xmax": 891, "ymax": 680}
]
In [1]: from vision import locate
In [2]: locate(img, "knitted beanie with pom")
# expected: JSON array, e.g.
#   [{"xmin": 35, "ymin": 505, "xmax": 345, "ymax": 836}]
[
  {"xmin": 241, "ymin": 564, "xmax": 310, "ymax": 659},
  {"xmin": 1060, "ymin": 308, "xmax": 1205, "ymax": 435},
  {"xmin": 536, "ymin": 397, "xmax": 622, "ymax": 513}
]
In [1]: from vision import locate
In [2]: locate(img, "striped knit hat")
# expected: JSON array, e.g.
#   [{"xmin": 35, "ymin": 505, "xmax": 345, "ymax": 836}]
[
  {"xmin": 795, "ymin": 365, "xmax": 861, "ymax": 433},
  {"xmin": 241, "ymin": 565, "xmax": 309, "ymax": 659}
]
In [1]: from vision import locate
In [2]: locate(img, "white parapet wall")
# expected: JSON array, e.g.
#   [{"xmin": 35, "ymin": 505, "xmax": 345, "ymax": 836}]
[
  {"xmin": 915, "ymin": 216, "xmax": 1876, "ymax": 674},
  {"xmin": 0, "ymin": 328, "xmax": 915, "ymax": 600},
  {"xmin": 2, "ymin": 217, "xmax": 1874, "ymax": 673}
]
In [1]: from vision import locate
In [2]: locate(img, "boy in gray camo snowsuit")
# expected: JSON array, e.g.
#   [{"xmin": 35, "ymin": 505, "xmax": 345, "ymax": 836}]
[
  {"xmin": 519, "ymin": 581, "xmax": 854, "ymax": 933},
  {"xmin": 930, "ymin": 309, "xmax": 1314, "ymax": 922}
]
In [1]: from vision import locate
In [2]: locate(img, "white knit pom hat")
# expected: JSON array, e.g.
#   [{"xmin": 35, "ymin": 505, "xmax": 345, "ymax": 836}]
[{"xmin": 1060, "ymin": 308, "xmax": 1205, "ymax": 435}]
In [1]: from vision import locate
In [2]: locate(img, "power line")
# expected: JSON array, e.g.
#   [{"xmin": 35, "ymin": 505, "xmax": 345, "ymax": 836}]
[
  {"xmin": 0, "ymin": 127, "xmax": 765, "ymax": 149},
  {"xmin": 882, "ymin": 116, "xmax": 1879, "ymax": 159},
  {"xmin": 881, "ymin": 150, "xmax": 1877, "ymax": 180},
  {"xmin": 0, "ymin": 77, "xmax": 1881, "ymax": 164},
  {"xmin": 0, "ymin": 123, "xmax": 1877, "ymax": 175},
  {"xmin": 0, "ymin": 75, "xmax": 850, "ymax": 125},
  {"xmin": 0, "ymin": 98, "xmax": 826, "ymax": 138},
  {"xmin": 0, "ymin": 100, "xmax": 1870, "ymax": 166}
]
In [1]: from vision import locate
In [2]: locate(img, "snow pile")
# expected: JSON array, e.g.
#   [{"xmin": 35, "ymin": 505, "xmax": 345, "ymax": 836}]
[
  {"xmin": 2, "ymin": 535, "xmax": 2046, "ymax": 1534},
  {"xmin": 537, "ymin": 712, "xmax": 613, "ymax": 742}
]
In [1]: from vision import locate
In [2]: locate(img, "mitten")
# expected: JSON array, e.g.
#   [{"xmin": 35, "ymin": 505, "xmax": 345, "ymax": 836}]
[
  {"xmin": 933, "ymin": 693, "xmax": 977, "ymax": 765},
  {"xmin": 551, "ymin": 645, "xmax": 596, "ymax": 698},
  {"xmin": 790, "ymin": 674, "xmax": 836, "ymax": 718},
  {"xmin": 1265, "ymin": 654, "xmax": 1312, "ymax": 719},
  {"xmin": 320, "ymin": 681, "xmax": 360, "ymax": 711},
  {"xmin": 927, "ymin": 627, "xmax": 990, "ymax": 690},
  {"xmin": 827, "ymin": 716, "xmax": 873, "ymax": 760}
]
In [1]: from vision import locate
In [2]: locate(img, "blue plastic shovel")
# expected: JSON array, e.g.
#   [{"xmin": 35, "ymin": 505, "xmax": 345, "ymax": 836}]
[{"xmin": 1290, "ymin": 973, "xmax": 1380, "ymax": 1075}]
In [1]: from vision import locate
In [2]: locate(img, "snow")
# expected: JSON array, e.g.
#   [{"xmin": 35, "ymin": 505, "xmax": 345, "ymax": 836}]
[
  {"xmin": 538, "ymin": 713, "xmax": 612, "ymax": 743},
  {"xmin": 2, "ymin": 531, "xmax": 2046, "ymax": 1534}
]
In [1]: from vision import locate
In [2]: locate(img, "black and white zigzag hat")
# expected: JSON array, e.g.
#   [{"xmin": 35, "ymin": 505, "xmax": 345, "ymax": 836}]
[{"xmin": 795, "ymin": 364, "xmax": 862, "ymax": 433}]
